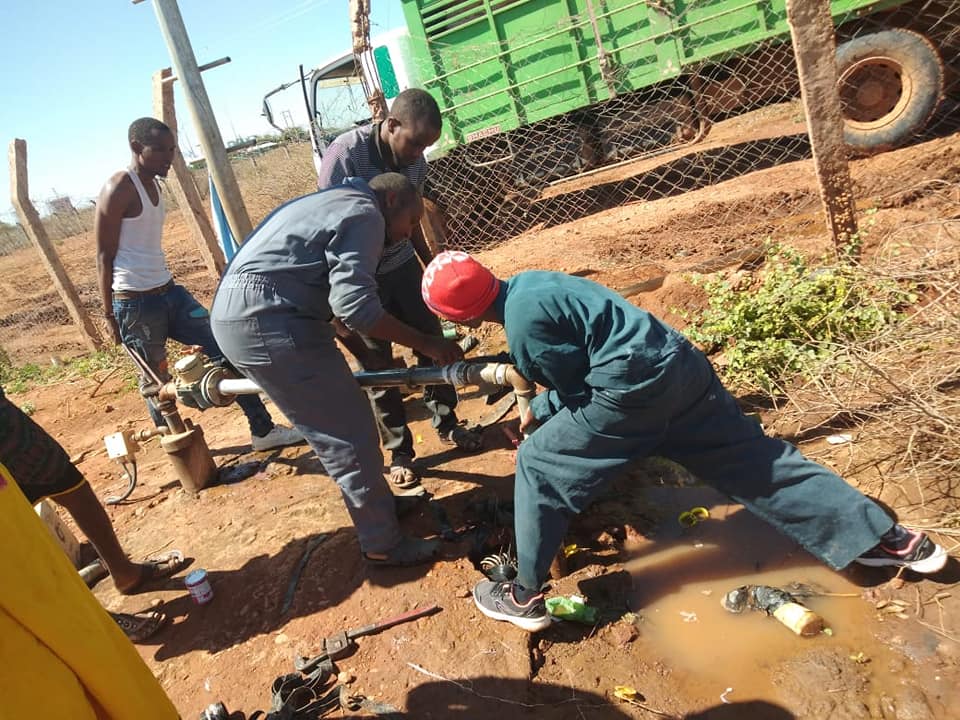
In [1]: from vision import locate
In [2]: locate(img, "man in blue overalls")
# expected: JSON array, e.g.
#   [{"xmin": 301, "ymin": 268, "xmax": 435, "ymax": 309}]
[{"xmin": 421, "ymin": 251, "xmax": 948, "ymax": 631}]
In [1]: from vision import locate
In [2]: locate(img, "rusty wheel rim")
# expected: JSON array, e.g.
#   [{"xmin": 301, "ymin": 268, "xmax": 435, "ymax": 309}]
[{"xmin": 838, "ymin": 56, "xmax": 914, "ymax": 131}]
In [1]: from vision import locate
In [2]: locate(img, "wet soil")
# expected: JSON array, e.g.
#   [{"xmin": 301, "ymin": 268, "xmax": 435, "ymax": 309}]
[{"xmin": 6, "ymin": 121, "xmax": 960, "ymax": 719}]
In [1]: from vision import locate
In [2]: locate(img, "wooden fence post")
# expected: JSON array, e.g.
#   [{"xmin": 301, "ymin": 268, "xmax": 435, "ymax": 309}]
[
  {"xmin": 786, "ymin": 0, "xmax": 859, "ymax": 255},
  {"xmin": 8, "ymin": 139, "xmax": 104, "ymax": 351},
  {"xmin": 153, "ymin": 67, "xmax": 225, "ymax": 277}
]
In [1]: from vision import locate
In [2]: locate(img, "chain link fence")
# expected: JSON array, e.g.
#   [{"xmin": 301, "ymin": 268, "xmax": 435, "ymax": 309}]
[
  {"xmin": 0, "ymin": 146, "xmax": 320, "ymax": 370},
  {"xmin": 2, "ymin": 0, "xmax": 958, "ymax": 369},
  {"xmin": 0, "ymin": 204, "xmax": 97, "ymax": 367},
  {"xmin": 414, "ymin": 0, "xmax": 959, "ymax": 253}
]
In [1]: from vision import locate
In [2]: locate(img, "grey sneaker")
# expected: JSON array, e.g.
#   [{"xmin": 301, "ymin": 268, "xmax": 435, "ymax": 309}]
[
  {"xmin": 251, "ymin": 424, "xmax": 303, "ymax": 452},
  {"xmin": 855, "ymin": 524, "xmax": 948, "ymax": 574},
  {"xmin": 473, "ymin": 580, "xmax": 552, "ymax": 632}
]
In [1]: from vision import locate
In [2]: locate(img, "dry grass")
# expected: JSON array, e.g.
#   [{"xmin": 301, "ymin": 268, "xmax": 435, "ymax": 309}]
[
  {"xmin": 187, "ymin": 142, "xmax": 319, "ymax": 226},
  {"xmin": 760, "ymin": 187, "xmax": 960, "ymax": 551}
]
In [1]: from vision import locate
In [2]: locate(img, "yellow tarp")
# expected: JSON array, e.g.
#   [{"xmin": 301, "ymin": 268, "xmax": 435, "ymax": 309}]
[{"xmin": 0, "ymin": 462, "xmax": 178, "ymax": 719}]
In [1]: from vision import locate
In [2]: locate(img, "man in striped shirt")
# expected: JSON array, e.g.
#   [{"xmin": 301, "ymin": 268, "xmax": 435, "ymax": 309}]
[{"xmin": 318, "ymin": 88, "xmax": 482, "ymax": 491}]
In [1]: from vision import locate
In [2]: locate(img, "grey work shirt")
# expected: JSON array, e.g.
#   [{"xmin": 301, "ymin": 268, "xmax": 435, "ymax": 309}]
[{"xmin": 218, "ymin": 178, "xmax": 387, "ymax": 334}]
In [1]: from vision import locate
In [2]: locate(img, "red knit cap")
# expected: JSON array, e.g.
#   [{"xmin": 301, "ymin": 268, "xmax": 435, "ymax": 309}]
[{"xmin": 421, "ymin": 251, "xmax": 501, "ymax": 322}]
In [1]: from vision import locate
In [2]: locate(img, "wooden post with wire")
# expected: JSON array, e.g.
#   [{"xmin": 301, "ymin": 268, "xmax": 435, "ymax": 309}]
[
  {"xmin": 8, "ymin": 139, "xmax": 104, "ymax": 351},
  {"xmin": 135, "ymin": 0, "xmax": 253, "ymax": 243},
  {"xmin": 786, "ymin": 0, "xmax": 859, "ymax": 256},
  {"xmin": 152, "ymin": 67, "xmax": 225, "ymax": 277},
  {"xmin": 345, "ymin": 0, "xmax": 447, "ymax": 252},
  {"xmin": 350, "ymin": 0, "xmax": 388, "ymax": 122}
]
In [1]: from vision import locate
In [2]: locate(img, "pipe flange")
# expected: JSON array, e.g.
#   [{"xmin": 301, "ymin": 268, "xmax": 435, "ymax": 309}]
[
  {"xmin": 442, "ymin": 361, "xmax": 473, "ymax": 387},
  {"xmin": 199, "ymin": 366, "xmax": 230, "ymax": 407}
]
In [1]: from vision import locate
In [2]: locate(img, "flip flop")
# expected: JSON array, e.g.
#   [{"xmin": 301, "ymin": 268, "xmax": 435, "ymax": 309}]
[
  {"xmin": 363, "ymin": 536, "xmax": 440, "ymax": 567},
  {"xmin": 111, "ymin": 605, "xmax": 167, "ymax": 643},
  {"xmin": 118, "ymin": 550, "xmax": 185, "ymax": 595}
]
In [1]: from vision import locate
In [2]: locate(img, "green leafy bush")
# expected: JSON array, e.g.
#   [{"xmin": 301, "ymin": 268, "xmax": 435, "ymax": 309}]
[{"xmin": 683, "ymin": 244, "xmax": 911, "ymax": 393}]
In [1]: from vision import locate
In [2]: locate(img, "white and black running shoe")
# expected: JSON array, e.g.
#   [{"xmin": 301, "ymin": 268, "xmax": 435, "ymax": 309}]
[
  {"xmin": 473, "ymin": 580, "xmax": 552, "ymax": 632},
  {"xmin": 855, "ymin": 524, "xmax": 948, "ymax": 574}
]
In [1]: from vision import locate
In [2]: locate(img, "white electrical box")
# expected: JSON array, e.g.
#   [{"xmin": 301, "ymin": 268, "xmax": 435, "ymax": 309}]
[{"xmin": 104, "ymin": 430, "xmax": 139, "ymax": 461}]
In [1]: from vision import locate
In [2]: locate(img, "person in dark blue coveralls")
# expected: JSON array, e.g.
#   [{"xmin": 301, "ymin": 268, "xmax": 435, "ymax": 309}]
[{"xmin": 421, "ymin": 251, "xmax": 948, "ymax": 632}]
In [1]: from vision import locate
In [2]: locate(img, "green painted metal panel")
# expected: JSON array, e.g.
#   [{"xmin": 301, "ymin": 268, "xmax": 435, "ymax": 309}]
[
  {"xmin": 374, "ymin": 46, "xmax": 401, "ymax": 99},
  {"xmin": 672, "ymin": 0, "xmax": 901, "ymax": 65},
  {"xmin": 399, "ymin": 0, "xmax": 909, "ymax": 154}
]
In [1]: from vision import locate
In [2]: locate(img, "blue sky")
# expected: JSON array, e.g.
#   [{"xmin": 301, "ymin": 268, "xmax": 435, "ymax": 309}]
[{"xmin": 0, "ymin": 0, "xmax": 404, "ymax": 220}]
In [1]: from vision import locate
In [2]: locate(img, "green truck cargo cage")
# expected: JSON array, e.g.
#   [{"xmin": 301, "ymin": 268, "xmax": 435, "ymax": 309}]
[
  {"xmin": 281, "ymin": 0, "xmax": 948, "ymax": 241},
  {"xmin": 395, "ymin": 0, "xmax": 942, "ymax": 159}
]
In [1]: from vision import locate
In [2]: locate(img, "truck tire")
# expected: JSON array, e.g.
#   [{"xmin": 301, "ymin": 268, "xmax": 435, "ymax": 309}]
[{"xmin": 836, "ymin": 29, "xmax": 944, "ymax": 154}]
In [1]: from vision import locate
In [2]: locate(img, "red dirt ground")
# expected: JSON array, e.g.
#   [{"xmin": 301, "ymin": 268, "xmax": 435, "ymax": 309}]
[{"xmin": 6, "ymin": 124, "xmax": 960, "ymax": 719}]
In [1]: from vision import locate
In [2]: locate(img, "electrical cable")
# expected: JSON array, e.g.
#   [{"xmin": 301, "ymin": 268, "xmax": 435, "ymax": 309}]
[{"xmin": 105, "ymin": 459, "xmax": 138, "ymax": 505}]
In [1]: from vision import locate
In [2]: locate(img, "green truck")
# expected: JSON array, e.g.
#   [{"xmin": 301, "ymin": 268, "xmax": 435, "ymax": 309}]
[{"xmin": 291, "ymin": 0, "xmax": 949, "ymax": 242}]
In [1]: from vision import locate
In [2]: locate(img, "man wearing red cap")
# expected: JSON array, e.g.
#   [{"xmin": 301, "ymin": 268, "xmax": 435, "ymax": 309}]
[{"xmin": 422, "ymin": 251, "xmax": 948, "ymax": 631}]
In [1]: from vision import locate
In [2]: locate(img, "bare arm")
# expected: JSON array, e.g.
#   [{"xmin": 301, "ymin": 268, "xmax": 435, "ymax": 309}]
[
  {"xmin": 409, "ymin": 223, "xmax": 434, "ymax": 267},
  {"xmin": 334, "ymin": 305, "xmax": 461, "ymax": 367},
  {"xmin": 365, "ymin": 312, "xmax": 463, "ymax": 366},
  {"xmin": 331, "ymin": 317, "xmax": 389, "ymax": 369},
  {"xmin": 94, "ymin": 173, "xmax": 135, "ymax": 344}
]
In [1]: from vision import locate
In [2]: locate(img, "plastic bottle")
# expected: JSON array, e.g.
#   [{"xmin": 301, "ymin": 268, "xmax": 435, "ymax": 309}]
[{"xmin": 722, "ymin": 585, "xmax": 824, "ymax": 637}]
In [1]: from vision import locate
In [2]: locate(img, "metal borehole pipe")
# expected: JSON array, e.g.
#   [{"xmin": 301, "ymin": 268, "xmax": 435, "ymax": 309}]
[{"xmin": 217, "ymin": 362, "xmax": 535, "ymax": 419}]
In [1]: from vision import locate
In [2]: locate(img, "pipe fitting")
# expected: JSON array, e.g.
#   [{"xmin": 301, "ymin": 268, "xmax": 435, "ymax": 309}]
[
  {"xmin": 168, "ymin": 355, "xmax": 537, "ymax": 424},
  {"xmin": 132, "ymin": 426, "xmax": 170, "ymax": 442},
  {"xmin": 471, "ymin": 363, "xmax": 534, "ymax": 420}
]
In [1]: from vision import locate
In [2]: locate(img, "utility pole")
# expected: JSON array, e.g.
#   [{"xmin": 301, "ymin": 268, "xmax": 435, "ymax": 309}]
[{"xmin": 134, "ymin": 0, "xmax": 253, "ymax": 243}]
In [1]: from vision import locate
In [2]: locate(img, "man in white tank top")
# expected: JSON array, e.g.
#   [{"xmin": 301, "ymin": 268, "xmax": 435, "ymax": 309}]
[{"xmin": 94, "ymin": 117, "xmax": 301, "ymax": 452}]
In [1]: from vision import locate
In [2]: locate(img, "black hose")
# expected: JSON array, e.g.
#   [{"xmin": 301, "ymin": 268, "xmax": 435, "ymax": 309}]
[{"xmin": 104, "ymin": 459, "xmax": 138, "ymax": 505}]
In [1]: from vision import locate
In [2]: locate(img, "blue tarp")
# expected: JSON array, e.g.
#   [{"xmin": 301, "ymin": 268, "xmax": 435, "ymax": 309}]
[{"xmin": 209, "ymin": 175, "xmax": 239, "ymax": 261}]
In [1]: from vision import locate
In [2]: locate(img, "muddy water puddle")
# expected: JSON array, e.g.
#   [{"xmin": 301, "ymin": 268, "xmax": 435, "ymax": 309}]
[{"xmin": 624, "ymin": 486, "xmax": 906, "ymax": 709}]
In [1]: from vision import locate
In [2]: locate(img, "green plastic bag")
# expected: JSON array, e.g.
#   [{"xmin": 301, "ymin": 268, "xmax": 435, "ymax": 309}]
[{"xmin": 545, "ymin": 595, "xmax": 598, "ymax": 624}]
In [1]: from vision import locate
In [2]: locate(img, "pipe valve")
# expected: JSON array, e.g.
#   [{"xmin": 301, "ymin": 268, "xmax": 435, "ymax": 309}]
[{"xmin": 170, "ymin": 353, "xmax": 233, "ymax": 409}]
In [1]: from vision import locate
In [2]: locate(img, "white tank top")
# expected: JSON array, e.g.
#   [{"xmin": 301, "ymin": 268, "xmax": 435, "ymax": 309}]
[{"xmin": 112, "ymin": 170, "xmax": 173, "ymax": 292}]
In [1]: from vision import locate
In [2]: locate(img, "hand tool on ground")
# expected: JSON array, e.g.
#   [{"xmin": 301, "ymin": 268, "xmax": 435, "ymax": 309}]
[{"xmin": 294, "ymin": 604, "xmax": 441, "ymax": 674}]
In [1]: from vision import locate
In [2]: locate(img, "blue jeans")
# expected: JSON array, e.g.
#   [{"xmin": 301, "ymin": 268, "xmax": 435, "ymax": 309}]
[
  {"xmin": 113, "ymin": 283, "xmax": 274, "ymax": 437},
  {"xmin": 513, "ymin": 341, "xmax": 893, "ymax": 590}
]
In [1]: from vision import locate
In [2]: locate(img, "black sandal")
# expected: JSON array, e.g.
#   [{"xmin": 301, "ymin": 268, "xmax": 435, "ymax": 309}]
[{"xmin": 111, "ymin": 604, "xmax": 167, "ymax": 642}]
